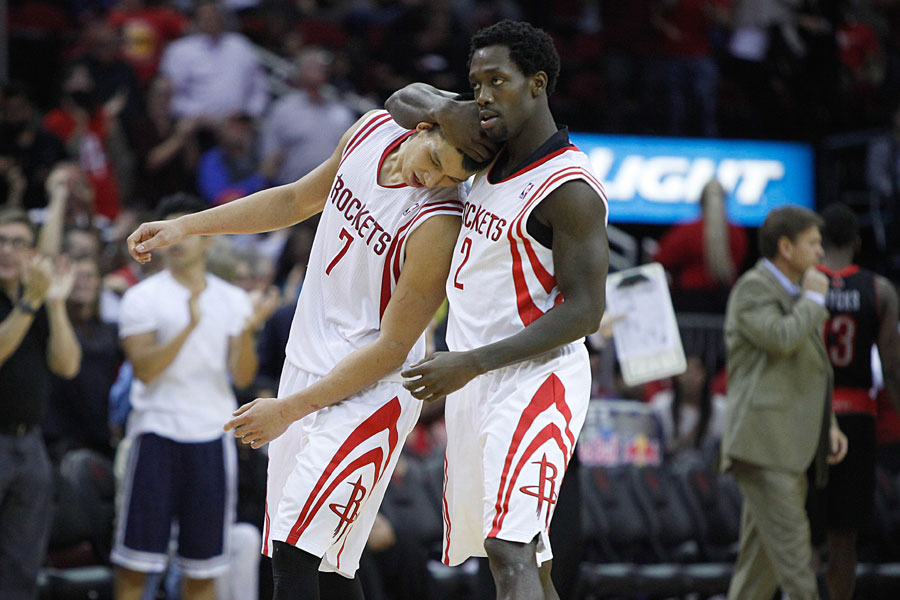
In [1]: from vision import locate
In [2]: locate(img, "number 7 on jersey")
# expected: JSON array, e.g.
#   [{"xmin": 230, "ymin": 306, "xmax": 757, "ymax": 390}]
[{"xmin": 326, "ymin": 228, "xmax": 354, "ymax": 276}]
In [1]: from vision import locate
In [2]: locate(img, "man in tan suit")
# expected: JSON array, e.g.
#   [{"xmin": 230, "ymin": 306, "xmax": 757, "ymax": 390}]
[{"xmin": 722, "ymin": 206, "xmax": 848, "ymax": 600}]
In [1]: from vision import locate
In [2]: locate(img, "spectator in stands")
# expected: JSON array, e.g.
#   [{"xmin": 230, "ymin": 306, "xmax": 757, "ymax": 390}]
[
  {"xmin": 654, "ymin": 178, "xmax": 748, "ymax": 314},
  {"xmin": 0, "ymin": 206, "xmax": 80, "ymax": 600},
  {"xmin": 75, "ymin": 20, "xmax": 145, "ymax": 130},
  {"xmin": 0, "ymin": 82, "xmax": 67, "ymax": 209},
  {"xmin": 130, "ymin": 75, "xmax": 200, "ymax": 209},
  {"xmin": 260, "ymin": 47, "xmax": 356, "ymax": 186},
  {"xmin": 44, "ymin": 255, "xmax": 122, "ymax": 462},
  {"xmin": 160, "ymin": 0, "xmax": 269, "ymax": 121},
  {"xmin": 866, "ymin": 101, "xmax": 900, "ymax": 252},
  {"xmin": 721, "ymin": 206, "xmax": 847, "ymax": 600},
  {"xmin": 197, "ymin": 112, "xmax": 279, "ymax": 205},
  {"xmin": 651, "ymin": 0, "xmax": 726, "ymax": 137},
  {"xmin": 650, "ymin": 354, "xmax": 727, "ymax": 458},
  {"xmin": 107, "ymin": 0, "xmax": 188, "ymax": 87},
  {"xmin": 111, "ymin": 193, "xmax": 273, "ymax": 600},
  {"xmin": 43, "ymin": 64, "xmax": 130, "ymax": 220}
]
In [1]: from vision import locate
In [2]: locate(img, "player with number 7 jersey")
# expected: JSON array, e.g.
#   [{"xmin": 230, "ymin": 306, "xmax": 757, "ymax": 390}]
[{"xmin": 125, "ymin": 109, "xmax": 492, "ymax": 598}]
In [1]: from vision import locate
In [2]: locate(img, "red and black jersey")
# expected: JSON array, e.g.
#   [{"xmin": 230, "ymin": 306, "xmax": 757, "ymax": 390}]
[{"xmin": 819, "ymin": 265, "xmax": 879, "ymax": 400}]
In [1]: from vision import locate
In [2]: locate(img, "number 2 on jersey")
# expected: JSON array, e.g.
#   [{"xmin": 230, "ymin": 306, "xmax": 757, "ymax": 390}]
[
  {"xmin": 326, "ymin": 228, "xmax": 354, "ymax": 276},
  {"xmin": 453, "ymin": 237, "xmax": 473, "ymax": 290}
]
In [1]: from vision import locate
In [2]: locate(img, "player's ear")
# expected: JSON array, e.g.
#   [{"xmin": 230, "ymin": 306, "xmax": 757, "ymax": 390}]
[
  {"xmin": 531, "ymin": 72, "xmax": 547, "ymax": 97},
  {"xmin": 415, "ymin": 122, "xmax": 436, "ymax": 133}
]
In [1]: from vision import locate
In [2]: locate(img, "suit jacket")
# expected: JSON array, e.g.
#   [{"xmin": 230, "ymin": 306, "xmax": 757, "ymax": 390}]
[{"xmin": 721, "ymin": 260, "xmax": 834, "ymax": 486}]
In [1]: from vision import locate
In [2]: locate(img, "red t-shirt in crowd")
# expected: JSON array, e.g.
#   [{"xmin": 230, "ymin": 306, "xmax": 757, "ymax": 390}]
[
  {"xmin": 107, "ymin": 7, "xmax": 187, "ymax": 85},
  {"xmin": 653, "ymin": 218, "xmax": 748, "ymax": 292},
  {"xmin": 43, "ymin": 109, "xmax": 120, "ymax": 219}
]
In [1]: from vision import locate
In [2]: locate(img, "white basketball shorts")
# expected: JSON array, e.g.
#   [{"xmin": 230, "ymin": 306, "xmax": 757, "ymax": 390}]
[
  {"xmin": 263, "ymin": 361, "xmax": 422, "ymax": 577},
  {"xmin": 442, "ymin": 342, "xmax": 590, "ymax": 567}
]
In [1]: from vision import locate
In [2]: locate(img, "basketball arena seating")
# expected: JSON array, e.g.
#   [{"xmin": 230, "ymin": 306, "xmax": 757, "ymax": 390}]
[{"xmin": 36, "ymin": 442, "xmax": 900, "ymax": 599}]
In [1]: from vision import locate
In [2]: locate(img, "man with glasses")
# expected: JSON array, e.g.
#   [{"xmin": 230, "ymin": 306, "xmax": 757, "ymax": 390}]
[{"xmin": 0, "ymin": 206, "xmax": 80, "ymax": 599}]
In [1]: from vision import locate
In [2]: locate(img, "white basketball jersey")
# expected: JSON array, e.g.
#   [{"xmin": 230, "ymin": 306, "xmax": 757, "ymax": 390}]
[
  {"xmin": 446, "ymin": 144, "xmax": 607, "ymax": 351},
  {"xmin": 285, "ymin": 111, "xmax": 464, "ymax": 376}
]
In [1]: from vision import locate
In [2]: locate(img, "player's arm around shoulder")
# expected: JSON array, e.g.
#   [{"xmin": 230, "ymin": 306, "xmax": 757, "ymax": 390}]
[{"xmin": 536, "ymin": 179, "xmax": 610, "ymax": 336}]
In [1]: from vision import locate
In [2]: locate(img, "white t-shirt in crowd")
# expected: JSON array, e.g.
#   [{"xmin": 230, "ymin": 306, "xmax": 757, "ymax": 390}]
[{"xmin": 119, "ymin": 270, "xmax": 253, "ymax": 442}]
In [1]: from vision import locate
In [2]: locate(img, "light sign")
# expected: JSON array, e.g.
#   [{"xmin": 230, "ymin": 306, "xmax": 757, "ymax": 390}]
[{"xmin": 569, "ymin": 133, "xmax": 815, "ymax": 226}]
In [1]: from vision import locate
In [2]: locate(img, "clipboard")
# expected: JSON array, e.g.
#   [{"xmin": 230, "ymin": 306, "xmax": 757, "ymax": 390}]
[{"xmin": 604, "ymin": 262, "xmax": 686, "ymax": 386}]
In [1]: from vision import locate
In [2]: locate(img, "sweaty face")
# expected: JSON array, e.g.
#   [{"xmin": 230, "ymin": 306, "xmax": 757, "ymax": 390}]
[
  {"xmin": 469, "ymin": 45, "xmax": 535, "ymax": 143},
  {"xmin": 785, "ymin": 225, "xmax": 824, "ymax": 275},
  {"xmin": 402, "ymin": 128, "xmax": 472, "ymax": 188}
]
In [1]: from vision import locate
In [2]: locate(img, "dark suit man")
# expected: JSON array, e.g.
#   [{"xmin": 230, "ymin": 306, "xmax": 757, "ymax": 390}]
[{"xmin": 722, "ymin": 205, "xmax": 848, "ymax": 600}]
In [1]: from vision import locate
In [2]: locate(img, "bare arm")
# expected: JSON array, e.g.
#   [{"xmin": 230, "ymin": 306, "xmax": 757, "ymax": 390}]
[
  {"xmin": 385, "ymin": 83, "xmax": 497, "ymax": 162},
  {"xmin": 0, "ymin": 255, "xmax": 51, "ymax": 367},
  {"xmin": 127, "ymin": 111, "xmax": 379, "ymax": 263},
  {"xmin": 224, "ymin": 214, "xmax": 461, "ymax": 448},
  {"xmin": 403, "ymin": 181, "xmax": 609, "ymax": 400},
  {"xmin": 227, "ymin": 287, "xmax": 279, "ymax": 389},
  {"xmin": 45, "ymin": 259, "xmax": 80, "ymax": 378},
  {"xmin": 122, "ymin": 294, "xmax": 199, "ymax": 384},
  {"xmin": 876, "ymin": 275, "xmax": 900, "ymax": 412}
]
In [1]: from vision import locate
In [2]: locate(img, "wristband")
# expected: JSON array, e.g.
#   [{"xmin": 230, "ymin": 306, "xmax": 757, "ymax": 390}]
[{"xmin": 17, "ymin": 299, "xmax": 39, "ymax": 314}]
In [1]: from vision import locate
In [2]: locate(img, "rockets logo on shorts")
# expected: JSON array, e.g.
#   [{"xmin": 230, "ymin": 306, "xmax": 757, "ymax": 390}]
[
  {"xmin": 285, "ymin": 398, "xmax": 402, "ymax": 546},
  {"xmin": 329, "ymin": 476, "xmax": 368, "ymax": 538},
  {"xmin": 490, "ymin": 374, "xmax": 575, "ymax": 536},
  {"xmin": 519, "ymin": 453, "xmax": 559, "ymax": 525}
]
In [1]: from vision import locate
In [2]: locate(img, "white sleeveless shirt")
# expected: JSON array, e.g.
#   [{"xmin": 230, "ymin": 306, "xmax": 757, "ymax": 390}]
[
  {"xmin": 285, "ymin": 111, "xmax": 464, "ymax": 376},
  {"xmin": 446, "ymin": 143, "xmax": 607, "ymax": 352}
]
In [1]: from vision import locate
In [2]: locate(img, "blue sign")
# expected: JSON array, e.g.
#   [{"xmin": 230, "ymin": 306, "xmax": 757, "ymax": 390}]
[{"xmin": 569, "ymin": 133, "xmax": 815, "ymax": 226}]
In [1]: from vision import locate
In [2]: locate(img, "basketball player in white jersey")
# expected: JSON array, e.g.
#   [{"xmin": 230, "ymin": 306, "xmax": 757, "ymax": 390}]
[
  {"xmin": 126, "ymin": 110, "xmax": 490, "ymax": 599},
  {"xmin": 386, "ymin": 20, "xmax": 609, "ymax": 600}
]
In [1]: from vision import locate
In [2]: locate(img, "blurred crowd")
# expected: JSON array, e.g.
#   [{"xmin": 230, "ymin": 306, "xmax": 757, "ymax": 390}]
[{"xmin": 7, "ymin": 0, "xmax": 900, "ymax": 598}]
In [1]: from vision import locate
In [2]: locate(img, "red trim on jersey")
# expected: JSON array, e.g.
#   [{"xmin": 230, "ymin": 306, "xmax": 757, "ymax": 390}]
[
  {"xmin": 378, "ymin": 130, "xmax": 417, "ymax": 189},
  {"xmin": 441, "ymin": 453, "xmax": 452, "ymax": 565},
  {"xmin": 378, "ymin": 201, "xmax": 463, "ymax": 318},
  {"xmin": 833, "ymin": 386, "xmax": 877, "ymax": 415},
  {"xmin": 507, "ymin": 167, "xmax": 585, "ymax": 324},
  {"xmin": 818, "ymin": 264, "xmax": 861, "ymax": 278},
  {"xmin": 489, "ymin": 146, "xmax": 578, "ymax": 184},
  {"xmin": 340, "ymin": 113, "xmax": 391, "ymax": 167},
  {"xmin": 263, "ymin": 499, "xmax": 271, "ymax": 555},
  {"xmin": 285, "ymin": 398, "xmax": 402, "ymax": 546},
  {"xmin": 488, "ymin": 374, "xmax": 574, "ymax": 538}
]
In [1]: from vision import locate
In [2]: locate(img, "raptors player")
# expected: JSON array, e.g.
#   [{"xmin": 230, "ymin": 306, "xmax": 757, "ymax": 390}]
[
  {"xmin": 810, "ymin": 203, "xmax": 900, "ymax": 600},
  {"xmin": 387, "ymin": 21, "xmax": 609, "ymax": 599},
  {"xmin": 126, "ymin": 110, "xmax": 488, "ymax": 599}
]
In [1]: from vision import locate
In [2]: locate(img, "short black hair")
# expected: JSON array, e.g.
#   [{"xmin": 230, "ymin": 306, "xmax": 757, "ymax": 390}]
[
  {"xmin": 821, "ymin": 203, "xmax": 859, "ymax": 249},
  {"xmin": 424, "ymin": 125, "xmax": 494, "ymax": 173},
  {"xmin": 469, "ymin": 20, "xmax": 560, "ymax": 96},
  {"xmin": 758, "ymin": 206, "xmax": 823, "ymax": 260},
  {"xmin": 0, "ymin": 206, "xmax": 37, "ymax": 245},
  {"xmin": 155, "ymin": 193, "xmax": 208, "ymax": 221}
]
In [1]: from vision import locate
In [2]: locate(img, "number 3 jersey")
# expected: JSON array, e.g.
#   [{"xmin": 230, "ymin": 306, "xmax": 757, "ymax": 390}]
[
  {"xmin": 284, "ymin": 111, "xmax": 463, "ymax": 377},
  {"xmin": 818, "ymin": 264, "xmax": 879, "ymax": 414},
  {"xmin": 445, "ymin": 140, "xmax": 607, "ymax": 352}
]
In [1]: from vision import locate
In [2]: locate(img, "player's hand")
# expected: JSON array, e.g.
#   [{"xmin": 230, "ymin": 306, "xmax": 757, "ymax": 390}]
[
  {"xmin": 436, "ymin": 100, "xmax": 498, "ymax": 163},
  {"xmin": 828, "ymin": 424, "xmax": 849, "ymax": 465},
  {"xmin": 126, "ymin": 219, "xmax": 186, "ymax": 264},
  {"xmin": 802, "ymin": 267, "xmax": 829, "ymax": 296},
  {"xmin": 224, "ymin": 397, "xmax": 293, "ymax": 449},
  {"xmin": 401, "ymin": 351, "xmax": 481, "ymax": 402}
]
